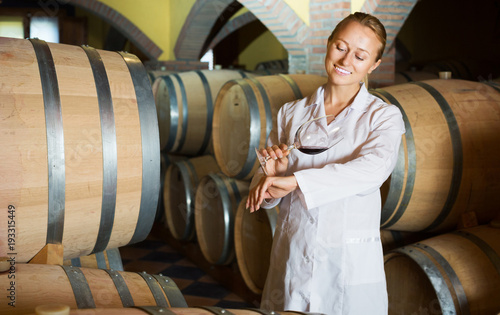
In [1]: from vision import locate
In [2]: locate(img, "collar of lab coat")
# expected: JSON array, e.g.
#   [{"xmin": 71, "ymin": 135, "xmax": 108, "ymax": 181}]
[{"xmin": 305, "ymin": 82, "xmax": 370, "ymax": 114}]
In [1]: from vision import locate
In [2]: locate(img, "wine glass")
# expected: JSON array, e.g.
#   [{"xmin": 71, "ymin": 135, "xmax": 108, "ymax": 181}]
[{"xmin": 255, "ymin": 114, "xmax": 344, "ymax": 175}]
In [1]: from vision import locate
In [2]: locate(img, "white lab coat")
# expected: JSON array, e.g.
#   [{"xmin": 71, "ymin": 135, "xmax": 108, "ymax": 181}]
[{"xmin": 252, "ymin": 83, "xmax": 405, "ymax": 315}]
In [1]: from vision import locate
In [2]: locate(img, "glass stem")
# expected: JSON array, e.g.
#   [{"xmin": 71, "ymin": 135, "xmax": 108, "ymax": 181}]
[{"xmin": 263, "ymin": 144, "xmax": 296, "ymax": 162}]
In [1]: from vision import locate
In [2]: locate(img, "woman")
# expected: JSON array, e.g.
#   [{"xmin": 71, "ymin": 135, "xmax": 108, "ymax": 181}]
[{"xmin": 246, "ymin": 12, "xmax": 405, "ymax": 314}]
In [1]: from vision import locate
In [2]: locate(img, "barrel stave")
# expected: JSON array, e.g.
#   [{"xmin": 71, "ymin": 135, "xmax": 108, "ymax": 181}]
[
  {"xmin": 378, "ymin": 79, "xmax": 500, "ymax": 232},
  {"xmin": 385, "ymin": 225, "xmax": 500, "ymax": 314}
]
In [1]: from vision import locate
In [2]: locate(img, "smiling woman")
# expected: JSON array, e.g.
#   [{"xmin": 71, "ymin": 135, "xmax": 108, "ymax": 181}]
[
  {"xmin": 246, "ymin": 12, "xmax": 405, "ymax": 315},
  {"xmin": 323, "ymin": 13, "xmax": 386, "ymax": 111}
]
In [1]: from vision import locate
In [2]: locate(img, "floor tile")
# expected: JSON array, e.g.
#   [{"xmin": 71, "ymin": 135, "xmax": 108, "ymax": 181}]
[
  {"xmin": 127, "ymin": 239, "xmax": 166, "ymax": 250},
  {"xmin": 175, "ymin": 258, "xmax": 198, "ymax": 267},
  {"xmin": 215, "ymin": 300, "xmax": 255, "ymax": 309},
  {"xmin": 223, "ymin": 293, "xmax": 248, "ymax": 302},
  {"xmin": 181, "ymin": 281, "xmax": 231, "ymax": 300},
  {"xmin": 168, "ymin": 277, "xmax": 195, "ymax": 290},
  {"xmin": 197, "ymin": 274, "xmax": 218, "ymax": 283},
  {"xmin": 141, "ymin": 250, "xmax": 185, "ymax": 263},
  {"xmin": 157, "ymin": 245, "xmax": 179, "ymax": 253},
  {"xmin": 160, "ymin": 264, "xmax": 206, "ymax": 280},
  {"xmin": 118, "ymin": 247, "xmax": 151, "ymax": 260},
  {"xmin": 120, "ymin": 233, "xmax": 257, "ymax": 310}
]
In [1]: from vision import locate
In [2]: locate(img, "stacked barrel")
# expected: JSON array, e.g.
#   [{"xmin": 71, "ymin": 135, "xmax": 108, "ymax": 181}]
[
  {"xmin": 0, "ymin": 37, "xmax": 188, "ymax": 314},
  {"xmin": 155, "ymin": 65, "xmax": 328, "ymax": 297},
  {"xmin": 372, "ymin": 79, "xmax": 500, "ymax": 314},
  {"xmin": 3, "ymin": 35, "xmax": 499, "ymax": 315}
]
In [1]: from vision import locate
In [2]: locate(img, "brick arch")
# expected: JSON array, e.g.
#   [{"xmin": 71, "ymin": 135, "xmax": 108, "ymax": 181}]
[
  {"xmin": 238, "ymin": 0, "xmax": 309, "ymax": 73},
  {"xmin": 174, "ymin": 0, "xmax": 236, "ymax": 60},
  {"xmin": 66, "ymin": 0, "xmax": 162, "ymax": 59},
  {"xmin": 207, "ymin": 11, "xmax": 258, "ymax": 51},
  {"xmin": 175, "ymin": 0, "xmax": 309, "ymax": 72}
]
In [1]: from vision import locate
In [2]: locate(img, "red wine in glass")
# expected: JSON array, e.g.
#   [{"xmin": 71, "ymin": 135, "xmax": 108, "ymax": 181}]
[
  {"xmin": 297, "ymin": 146, "xmax": 329, "ymax": 155},
  {"xmin": 255, "ymin": 114, "xmax": 343, "ymax": 175}
]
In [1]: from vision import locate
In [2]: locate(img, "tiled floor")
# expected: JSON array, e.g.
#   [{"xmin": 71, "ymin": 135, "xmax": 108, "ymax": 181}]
[{"xmin": 119, "ymin": 232, "xmax": 256, "ymax": 309}]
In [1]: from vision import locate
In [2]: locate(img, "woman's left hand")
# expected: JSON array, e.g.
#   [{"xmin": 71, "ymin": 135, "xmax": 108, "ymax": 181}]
[{"xmin": 246, "ymin": 175, "xmax": 298, "ymax": 212}]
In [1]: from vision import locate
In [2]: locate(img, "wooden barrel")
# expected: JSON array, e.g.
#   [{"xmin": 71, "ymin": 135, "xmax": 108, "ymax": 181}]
[
  {"xmin": 31, "ymin": 306, "xmax": 324, "ymax": 315},
  {"xmin": 156, "ymin": 153, "xmax": 186, "ymax": 224},
  {"xmin": 372, "ymin": 79, "xmax": 500, "ymax": 233},
  {"xmin": 1, "ymin": 264, "xmax": 187, "ymax": 315},
  {"xmin": 234, "ymin": 198, "xmax": 278, "ymax": 294},
  {"xmin": 421, "ymin": 59, "xmax": 496, "ymax": 82},
  {"xmin": 63, "ymin": 248, "xmax": 124, "ymax": 271},
  {"xmin": 155, "ymin": 69, "xmax": 251, "ymax": 155},
  {"xmin": 149, "ymin": 71, "xmax": 177, "ymax": 100},
  {"xmin": 0, "ymin": 37, "xmax": 160, "ymax": 263},
  {"xmin": 255, "ymin": 59, "xmax": 288, "ymax": 71},
  {"xmin": 394, "ymin": 70, "xmax": 438, "ymax": 84},
  {"xmin": 421, "ymin": 59, "xmax": 492, "ymax": 81},
  {"xmin": 422, "ymin": 60, "xmax": 473, "ymax": 80},
  {"xmin": 147, "ymin": 70, "xmax": 176, "ymax": 84},
  {"xmin": 163, "ymin": 155, "xmax": 220, "ymax": 241},
  {"xmin": 486, "ymin": 78, "xmax": 500, "ymax": 92},
  {"xmin": 194, "ymin": 174, "xmax": 249, "ymax": 265},
  {"xmin": 380, "ymin": 230, "xmax": 434, "ymax": 254},
  {"xmin": 384, "ymin": 225, "xmax": 500, "ymax": 315},
  {"xmin": 491, "ymin": 211, "xmax": 500, "ymax": 229},
  {"xmin": 212, "ymin": 74, "xmax": 328, "ymax": 180}
]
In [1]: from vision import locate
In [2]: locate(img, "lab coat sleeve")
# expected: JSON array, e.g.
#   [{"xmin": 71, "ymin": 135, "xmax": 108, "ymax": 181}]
[{"xmin": 293, "ymin": 104, "xmax": 405, "ymax": 210}]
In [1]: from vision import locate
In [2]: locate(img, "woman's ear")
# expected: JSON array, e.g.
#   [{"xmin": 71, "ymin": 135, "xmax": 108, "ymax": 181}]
[{"xmin": 368, "ymin": 59, "xmax": 382, "ymax": 74}]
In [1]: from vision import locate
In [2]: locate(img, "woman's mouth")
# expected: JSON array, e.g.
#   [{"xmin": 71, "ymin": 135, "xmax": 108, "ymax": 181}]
[{"xmin": 334, "ymin": 65, "xmax": 352, "ymax": 76}]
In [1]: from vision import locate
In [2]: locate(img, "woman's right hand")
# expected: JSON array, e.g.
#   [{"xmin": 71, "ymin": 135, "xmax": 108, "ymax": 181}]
[{"xmin": 258, "ymin": 143, "xmax": 290, "ymax": 176}]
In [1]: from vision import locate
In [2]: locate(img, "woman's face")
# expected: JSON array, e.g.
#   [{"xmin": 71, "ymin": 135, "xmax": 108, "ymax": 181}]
[{"xmin": 325, "ymin": 21, "xmax": 382, "ymax": 88}]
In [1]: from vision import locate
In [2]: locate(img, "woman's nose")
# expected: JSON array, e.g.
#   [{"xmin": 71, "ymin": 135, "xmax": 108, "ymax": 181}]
[{"xmin": 338, "ymin": 53, "xmax": 351, "ymax": 66}]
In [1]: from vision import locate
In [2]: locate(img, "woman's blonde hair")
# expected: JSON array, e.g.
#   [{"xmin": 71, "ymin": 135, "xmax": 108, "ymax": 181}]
[{"xmin": 327, "ymin": 12, "xmax": 386, "ymax": 61}]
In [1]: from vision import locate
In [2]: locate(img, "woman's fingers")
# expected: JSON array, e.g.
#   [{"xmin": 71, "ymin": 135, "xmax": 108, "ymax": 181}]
[
  {"xmin": 247, "ymin": 193, "xmax": 257, "ymax": 213},
  {"xmin": 272, "ymin": 144, "xmax": 285, "ymax": 158},
  {"xmin": 256, "ymin": 180, "xmax": 268, "ymax": 209},
  {"xmin": 246, "ymin": 181, "xmax": 261, "ymax": 213},
  {"xmin": 247, "ymin": 176, "xmax": 273, "ymax": 213},
  {"xmin": 279, "ymin": 143, "xmax": 291, "ymax": 157},
  {"xmin": 261, "ymin": 144, "xmax": 288, "ymax": 161},
  {"xmin": 265, "ymin": 146, "xmax": 278, "ymax": 160}
]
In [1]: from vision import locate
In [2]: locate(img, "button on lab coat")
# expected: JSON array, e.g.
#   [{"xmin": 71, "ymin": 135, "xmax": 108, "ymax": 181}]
[{"xmin": 252, "ymin": 83, "xmax": 405, "ymax": 314}]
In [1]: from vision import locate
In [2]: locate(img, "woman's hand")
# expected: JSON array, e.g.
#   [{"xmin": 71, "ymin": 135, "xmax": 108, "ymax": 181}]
[
  {"xmin": 246, "ymin": 175, "xmax": 298, "ymax": 212},
  {"xmin": 258, "ymin": 143, "xmax": 290, "ymax": 176}
]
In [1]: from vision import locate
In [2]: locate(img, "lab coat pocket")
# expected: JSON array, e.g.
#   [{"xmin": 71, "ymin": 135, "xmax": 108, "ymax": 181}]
[{"xmin": 344, "ymin": 239, "xmax": 385, "ymax": 285}]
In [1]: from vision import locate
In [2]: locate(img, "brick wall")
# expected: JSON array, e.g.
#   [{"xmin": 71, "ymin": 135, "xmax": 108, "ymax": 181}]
[
  {"xmin": 68, "ymin": 0, "xmax": 416, "ymax": 85},
  {"xmin": 67, "ymin": 0, "xmax": 163, "ymax": 59},
  {"xmin": 307, "ymin": 0, "xmax": 351, "ymax": 76},
  {"xmin": 361, "ymin": 0, "xmax": 418, "ymax": 86}
]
